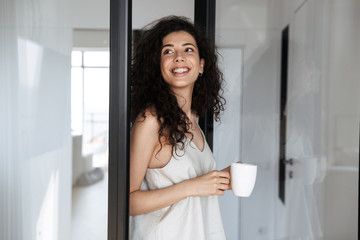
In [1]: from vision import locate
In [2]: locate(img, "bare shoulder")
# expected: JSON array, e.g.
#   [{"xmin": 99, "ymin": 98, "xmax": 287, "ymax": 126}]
[
  {"xmin": 131, "ymin": 108, "xmax": 172, "ymax": 169},
  {"xmin": 130, "ymin": 108, "xmax": 162, "ymax": 192},
  {"xmin": 131, "ymin": 108, "xmax": 161, "ymax": 148},
  {"xmin": 133, "ymin": 108, "xmax": 159, "ymax": 132}
]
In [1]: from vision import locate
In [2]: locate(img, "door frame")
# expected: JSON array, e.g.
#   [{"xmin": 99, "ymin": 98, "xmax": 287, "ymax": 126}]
[
  {"xmin": 195, "ymin": 0, "xmax": 216, "ymax": 150},
  {"xmin": 279, "ymin": 25, "xmax": 290, "ymax": 204},
  {"xmin": 108, "ymin": 0, "xmax": 132, "ymax": 239},
  {"xmin": 107, "ymin": 0, "xmax": 216, "ymax": 239}
]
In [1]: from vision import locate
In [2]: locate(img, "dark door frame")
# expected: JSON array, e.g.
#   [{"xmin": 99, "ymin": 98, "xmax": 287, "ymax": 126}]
[
  {"xmin": 108, "ymin": 0, "xmax": 131, "ymax": 239},
  {"xmin": 107, "ymin": 1, "xmax": 216, "ymax": 239},
  {"xmin": 195, "ymin": 0, "xmax": 216, "ymax": 150},
  {"xmin": 279, "ymin": 25, "xmax": 289, "ymax": 204}
]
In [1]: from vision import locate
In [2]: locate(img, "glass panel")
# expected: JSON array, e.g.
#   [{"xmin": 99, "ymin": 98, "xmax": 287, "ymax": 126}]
[
  {"xmin": 213, "ymin": 48, "xmax": 243, "ymax": 239},
  {"xmin": 321, "ymin": 1, "xmax": 359, "ymax": 239},
  {"xmin": 216, "ymin": 1, "xmax": 359, "ymax": 240},
  {"xmin": 1, "ymin": 0, "xmax": 110, "ymax": 240},
  {"xmin": 72, "ymin": 51, "xmax": 83, "ymax": 66},
  {"xmin": 83, "ymin": 68, "xmax": 109, "ymax": 157},
  {"xmin": 1, "ymin": 0, "xmax": 73, "ymax": 239},
  {"xmin": 83, "ymin": 51, "xmax": 109, "ymax": 67},
  {"xmin": 72, "ymin": 65, "xmax": 109, "ymax": 240}
]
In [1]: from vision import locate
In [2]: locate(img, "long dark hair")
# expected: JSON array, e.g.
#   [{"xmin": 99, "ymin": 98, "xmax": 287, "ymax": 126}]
[{"xmin": 131, "ymin": 15, "xmax": 225, "ymax": 152}]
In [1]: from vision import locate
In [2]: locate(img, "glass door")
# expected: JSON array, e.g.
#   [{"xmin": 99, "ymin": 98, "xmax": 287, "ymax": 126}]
[
  {"xmin": 0, "ymin": 1, "xmax": 111, "ymax": 240},
  {"xmin": 110, "ymin": 0, "xmax": 359, "ymax": 239},
  {"xmin": 215, "ymin": 0, "xmax": 359, "ymax": 239}
]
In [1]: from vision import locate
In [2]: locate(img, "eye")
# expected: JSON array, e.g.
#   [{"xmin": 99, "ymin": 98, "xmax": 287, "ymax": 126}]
[
  {"xmin": 185, "ymin": 48, "xmax": 194, "ymax": 53},
  {"xmin": 163, "ymin": 49, "xmax": 173, "ymax": 55}
]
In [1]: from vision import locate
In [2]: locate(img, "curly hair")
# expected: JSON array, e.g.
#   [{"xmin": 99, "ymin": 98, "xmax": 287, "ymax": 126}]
[{"xmin": 131, "ymin": 15, "xmax": 225, "ymax": 153}]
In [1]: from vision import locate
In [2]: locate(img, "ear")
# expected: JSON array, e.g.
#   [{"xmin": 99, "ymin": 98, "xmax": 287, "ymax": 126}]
[{"xmin": 199, "ymin": 58, "xmax": 205, "ymax": 74}]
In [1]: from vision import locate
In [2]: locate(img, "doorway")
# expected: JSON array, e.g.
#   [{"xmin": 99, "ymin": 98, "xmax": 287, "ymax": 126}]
[
  {"xmin": 108, "ymin": 1, "xmax": 218, "ymax": 238},
  {"xmin": 110, "ymin": 0, "xmax": 359, "ymax": 239},
  {"xmin": 2, "ymin": 0, "xmax": 358, "ymax": 239}
]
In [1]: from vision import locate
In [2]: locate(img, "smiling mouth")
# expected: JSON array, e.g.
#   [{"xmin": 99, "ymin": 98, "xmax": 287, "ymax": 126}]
[{"xmin": 172, "ymin": 67, "xmax": 190, "ymax": 74}]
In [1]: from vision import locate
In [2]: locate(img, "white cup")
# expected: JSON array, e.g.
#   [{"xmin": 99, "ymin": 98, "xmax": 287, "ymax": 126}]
[{"xmin": 230, "ymin": 163, "xmax": 257, "ymax": 197}]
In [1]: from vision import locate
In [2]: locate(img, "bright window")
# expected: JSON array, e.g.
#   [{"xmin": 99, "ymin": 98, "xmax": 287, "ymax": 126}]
[{"xmin": 71, "ymin": 50, "xmax": 109, "ymax": 167}]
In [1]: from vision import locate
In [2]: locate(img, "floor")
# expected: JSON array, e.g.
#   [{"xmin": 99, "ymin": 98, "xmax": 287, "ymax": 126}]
[{"xmin": 71, "ymin": 170, "xmax": 108, "ymax": 240}]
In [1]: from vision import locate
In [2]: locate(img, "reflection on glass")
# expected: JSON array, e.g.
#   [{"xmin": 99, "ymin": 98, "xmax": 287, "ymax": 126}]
[
  {"xmin": 216, "ymin": 1, "xmax": 359, "ymax": 240},
  {"xmin": 36, "ymin": 171, "xmax": 59, "ymax": 240},
  {"xmin": 1, "ymin": 0, "xmax": 110, "ymax": 239}
]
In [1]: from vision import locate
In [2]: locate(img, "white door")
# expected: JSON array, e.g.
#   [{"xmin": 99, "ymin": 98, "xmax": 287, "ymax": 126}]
[{"xmin": 276, "ymin": 1, "xmax": 326, "ymax": 239}]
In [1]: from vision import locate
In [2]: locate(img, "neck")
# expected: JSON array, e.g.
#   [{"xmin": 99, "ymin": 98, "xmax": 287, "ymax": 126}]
[{"xmin": 172, "ymin": 86, "xmax": 194, "ymax": 120}]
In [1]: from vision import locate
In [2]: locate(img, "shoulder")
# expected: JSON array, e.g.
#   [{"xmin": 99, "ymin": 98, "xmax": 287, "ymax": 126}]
[
  {"xmin": 131, "ymin": 108, "xmax": 161, "ymax": 146},
  {"xmin": 133, "ymin": 107, "xmax": 159, "ymax": 130}
]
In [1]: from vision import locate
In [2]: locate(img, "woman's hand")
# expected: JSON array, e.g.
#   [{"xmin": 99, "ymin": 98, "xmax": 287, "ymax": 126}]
[
  {"xmin": 220, "ymin": 161, "xmax": 242, "ymax": 190},
  {"xmin": 184, "ymin": 170, "xmax": 230, "ymax": 196}
]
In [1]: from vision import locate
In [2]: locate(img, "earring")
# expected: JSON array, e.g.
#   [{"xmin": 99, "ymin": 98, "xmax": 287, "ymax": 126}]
[{"xmin": 199, "ymin": 73, "xmax": 203, "ymax": 77}]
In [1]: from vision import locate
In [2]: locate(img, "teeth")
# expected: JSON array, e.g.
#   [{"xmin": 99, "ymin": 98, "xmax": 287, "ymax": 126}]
[{"xmin": 173, "ymin": 68, "xmax": 189, "ymax": 74}]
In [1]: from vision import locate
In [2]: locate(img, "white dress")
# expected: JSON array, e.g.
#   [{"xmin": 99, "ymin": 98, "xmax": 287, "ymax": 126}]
[{"xmin": 129, "ymin": 130, "xmax": 226, "ymax": 240}]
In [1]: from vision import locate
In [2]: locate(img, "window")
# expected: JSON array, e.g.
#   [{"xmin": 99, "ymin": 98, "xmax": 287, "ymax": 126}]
[{"xmin": 71, "ymin": 50, "xmax": 109, "ymax": 167}]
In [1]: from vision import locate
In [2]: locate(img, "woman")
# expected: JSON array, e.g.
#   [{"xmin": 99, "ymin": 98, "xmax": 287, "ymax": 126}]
[{"xmin": 129, "ymin": 16, "xmax": 230, "ymax": 240}]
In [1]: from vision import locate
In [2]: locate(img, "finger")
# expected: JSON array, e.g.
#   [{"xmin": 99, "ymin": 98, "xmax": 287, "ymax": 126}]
[
  {"xmin": 218, "ymin": 183, "xmax": 229, "ymax": 191},
  {"xmin": 216, "ymin": 177, "xmax": 229, "ymax": 185},
  {"xmin": 217, "ymin": 171, "xmax": 230, "ymax": 179},
  {"xmin": 215, "ymin": 189, "xmax": 225, "ymax": 195},
  {"xmin": 219, "ymin": 178, "xmax": 230, "ymax": 185}
]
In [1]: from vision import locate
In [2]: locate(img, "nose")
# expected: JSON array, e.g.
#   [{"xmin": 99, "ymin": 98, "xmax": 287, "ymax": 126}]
[{"xmin": 174, "ymin": 52, "xmax": 185, "ymax": 62}]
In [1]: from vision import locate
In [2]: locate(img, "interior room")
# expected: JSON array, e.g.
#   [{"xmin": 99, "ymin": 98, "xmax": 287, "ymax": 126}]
[{"xmin": 0, "ymin": 0, "xmax": 358, "ymax": 240}]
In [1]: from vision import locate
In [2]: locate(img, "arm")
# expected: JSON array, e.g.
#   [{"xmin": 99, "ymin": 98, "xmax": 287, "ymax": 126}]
[{"xmin": 129, "ymin": 112, "xmax": 230, "ymax": 216}]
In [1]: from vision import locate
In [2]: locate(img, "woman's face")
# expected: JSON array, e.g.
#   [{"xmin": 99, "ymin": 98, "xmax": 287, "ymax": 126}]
[{"xmin": 160, "ymin": 31, "xmax": 205, "ymax": 91}]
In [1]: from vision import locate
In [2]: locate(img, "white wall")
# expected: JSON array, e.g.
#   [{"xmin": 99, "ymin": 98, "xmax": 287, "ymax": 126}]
[
  {"xmin": 0, "ymin": 0, "xmax": 72, "ymax": 239},
  {"xmin": 132, "ymin": 0, "xmax": 194, "ymax": 29},
  {"xmin": 323, "ymin": 0, "xmax": 359, "ymax": 239},
  {"xmin": 65, "ymin": 0, "xmax": 110, "ymax": 29},
  {"xmin": 326, "ymin": 0, "xmax": 360, "ymax": 167},
  {"xmin": 216, "ymin": 0, "xmax": 359, "ymax": 239}
]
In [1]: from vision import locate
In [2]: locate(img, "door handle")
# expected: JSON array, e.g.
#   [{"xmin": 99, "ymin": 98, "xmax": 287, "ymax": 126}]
[
  {"xmin": 282, "ymin": 158, "xmax": 294, "ymax": 179},
  {"xmin": 282, "ymin": 158, "xmax": 293, "ymax": 165}
]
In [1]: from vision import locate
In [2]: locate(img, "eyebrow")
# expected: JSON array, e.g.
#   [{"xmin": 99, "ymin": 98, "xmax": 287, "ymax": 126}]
[{"xmin": 161, "ymin": 43, "xmax": 197, "ymax": 49}]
